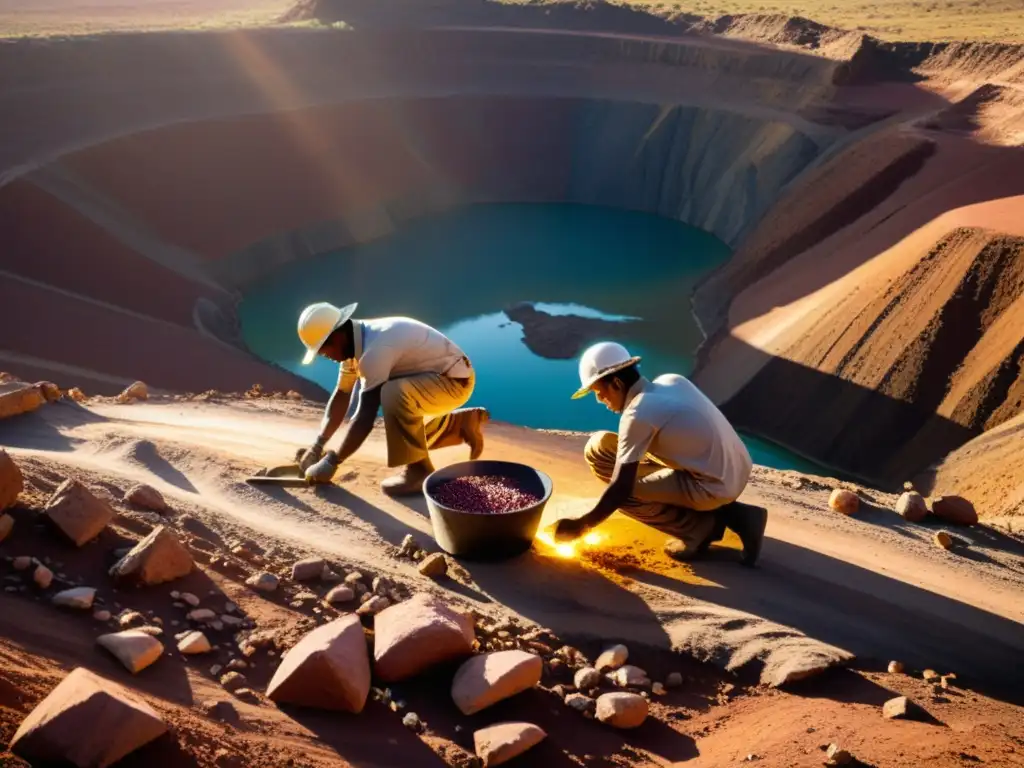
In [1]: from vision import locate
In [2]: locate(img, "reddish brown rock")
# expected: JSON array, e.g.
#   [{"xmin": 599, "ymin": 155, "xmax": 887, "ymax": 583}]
[
  {"xmin": 68, "ymin": 387, "xmax": 87, "ymax": 403},
  {"xmin": 9, "ymin": 667, "xmax": 167, "ymax": 768},
  {"xmin": 0, "ymin": 449, "xmax": 24, "ymax": 512},
  {"xmin": 828, "ymin": 489, "xmax": 859, "ymax": 515},
  {"xmin": 97, "ymin": 630, "xmax": 164, "ymax": 673},
  {"xmin": 931, "ymin": 496, "xmax": 978, "ymax": 526},
  {"xmin": 894, "ymin": 492, "xmax": 928, "ymax": 523},
  {"xmin": 124, "ymin": 484, "xmax": 169, "ymax": 513},
  {"xmin": 0, "ymin": 513, "xmax": 13, "ymax": 544},
  {"xmin": 452, "ymin": 650, "xmax": 543, "ymax": 715},
  {"xmin": 934, "ymin": 531, "xmax": 954, "ymax": 550},
  {"xmin": 109, "ymin": 525, "xmax": 193, "ymax": 585},
  {"xmin": 474, "ymin": 722, "xmax": 547, "ymax": 767},
  {"xmin": 0, "ymin": 381, "xmax": 45, "ymax": 420},
  {"xmin": 117, "ymin": 381, "xmax": 149, "ymax": 403},
  {"xmin": 373, "ymin": 593, "xmax": 476, "ymax": 683},
  {"xmin": 266, "ymin": 614, "xmax": 371, "ymax": 712},
  {"xmin": 595, "ymin": 692, "xmax": 648, "ymax": 728},
  {"xmin": 44, "ymin": 479, "xmax": 113, "ymax": 546},
  {"xmin": 35, "ymin": 381, "xmax": 61, "ymax": 402}
]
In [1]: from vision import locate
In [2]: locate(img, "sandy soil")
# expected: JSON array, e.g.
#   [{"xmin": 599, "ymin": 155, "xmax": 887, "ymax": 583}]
[{"xmin": 1, "ymin": 394, "xmax": 1023, "ymax": 766}]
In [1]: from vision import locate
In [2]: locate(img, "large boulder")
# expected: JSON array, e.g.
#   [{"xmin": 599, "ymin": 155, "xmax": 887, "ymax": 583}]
[
  {"xmin": 474, "ymin": 722, "xmax": 547, "ymax": 767},
  {"xmin": 0, "ymin": 381, "xmax": 46, "ymax": 420},
  {"xmin": 9, "ymin": 667, "xmax": 167, "ymax": 768},
  {"xmin": 373, "ymin": 593, "xmax": 476, "ymax": 682},
  {"xmin": 44, "ymin": 479, "xmax": 114, "ymax": 546},
  {"xmin": 0, "ymin": 450, "xmax": 24, "ymax": 513},
  {"xmin": 97, "ymin": 630, "xmax": 165, "ymax": 673},
  {"xmin": 451, "ymin": 650, "xmax": 543, "ymax": 716},
  {"xmin": 266, "ymin": 614, "xmax": 371, "ymax": 713},
  {"xmin": 595, "ymin": 692, "xmax": 648, "ymax": 728},
  {"xmin": 109, "ymin": 525, "xmax": 193, "ymax": 585},
  {"xmin": 894, "ymin": 492, "xmax": 928, "ymax": 523},
  {"xmin": 931, "ymin": 496, "xmax": 978, "ymax": 526}
]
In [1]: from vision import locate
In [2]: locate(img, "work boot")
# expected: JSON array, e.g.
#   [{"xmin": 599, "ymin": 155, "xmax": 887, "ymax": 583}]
[
  {"xmin": 663, "ymin": 511, "xmax": 727, "ymax": 562},
  {"xmin": 460, "ymin": 407, "xmax": 490, "ymax": 460},
  {"xmin": 380, "ymin": 459, "xmax": 435, "ymax": 497},
  {"xmin": 721, "ymin": 501, "xmax": 768, "ymax": 567}
]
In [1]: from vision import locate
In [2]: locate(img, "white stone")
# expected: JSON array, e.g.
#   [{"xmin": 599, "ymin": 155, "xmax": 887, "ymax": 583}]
[
  {"xmin": 595, "ymin": 644, "xmax": 628, "ymax": 671},
  {"xmin": 595, "ymin": 692, "xmax": 648, "ymax": 728},
  {"xmin": 52, "ymin": 587, "xmax": 96, "ymax": 609},
  {"xmin": 188, "ymin": 608, "xmax": 217, "ymax": 622},
  {"xmin": 246, "ymin": 572, "xmax": 279, "ymax": 592},
  {"xmin": 96, "ymin": 630, "xmax": 164, "ymax": 673},
  {"xmin": 180, "ymin": 592, "xmax": 200, "ymax": 607},
  {"xmin": 574, "ymin": 666, "xmax": 601, "ymax": 690},
  {"xmin": 177, "ymin": 631, "xmax": 212, "ymax": 655},
  {"xmin": 610, "ymin": 665, "xmax": 650, "ymax": 688}
]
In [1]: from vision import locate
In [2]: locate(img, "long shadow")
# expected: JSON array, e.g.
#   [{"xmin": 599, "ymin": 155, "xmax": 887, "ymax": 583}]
[
  {"xmin": 625, "ymin": 538, "xmax": 1024, "ymax": 705},
  {"xmin": 0, "ymin": 399, "xmax": 108, "ymax": 453}
]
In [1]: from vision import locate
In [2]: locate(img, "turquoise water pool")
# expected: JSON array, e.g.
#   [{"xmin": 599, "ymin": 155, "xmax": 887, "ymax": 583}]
[{"xmin": 239, "ymin": 203, "xmax": 821, "ymax": 473}]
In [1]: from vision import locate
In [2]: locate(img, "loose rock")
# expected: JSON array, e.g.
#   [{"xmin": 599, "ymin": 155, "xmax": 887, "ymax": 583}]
[
  {"xmin": 652, "ymin": 682, "xmax": 666, "ymax": 696},
  {"xmin": 474, "ymin": 722, "xmax": 547, "ymax": 767},
  {"xmin": 45, "ymin": 479, "xmax": 114, "ymax": 546},
  {"xmin": 68, "ymin": 387, "xmax": 88, "ymax": 402},
  {"xmin": 117, "ymin": 381, "xmax": 149, "ymax": 403},
  {"xmin": 33, "ymin": 564, "xmax": 53, "ymax": 589},
  {"xmin": 356, "ymin": 595, "xmax": 389, "ymax": 616},
  {"xmin": 94, "ymin": 610, "xmax": 112, "ymax": 622},
  {"xmin": 452, "ymin": 650, "xmax": 543, "ymax": 715},
  {"xmin": 402, "ymin": 712, "xmax": 423, "ymax": 732},
  {"xmin": 828, "ymin": 489, "xmax": 859, "ymax": 516},
  {"xmin": 124, "ymin": 484, "xmax": 169, "ymax": 513},
  {"xmin": 246, "ymin": 572, "xmax": 279, "ymax": 592},
  {"xmin": 933, "ymin": 531, "xmax": 954, "ymax": 550},
  {"xmin": 374, "ymin": 593, "xmax": 476, "ymax": 682},
  {"xmin": 13, "ymin": 555, "xmax": 32, "ymax": 571},
  {"xmin": 188, "ymin": 608, "xmax": 217, "ymax": 622},
  {"xmin": 0, "ymin": 513, "xmax": 13, "ymax": 544},
  {"xmin": 665, "ymin": 672, "xmax": 684, "ymax": 688},
  {"xmin": 325, "ymin": 585, "xmax": 355, "ymax": 604},
  {"xmin": 220, "ymin": 672, "xmax": 247, "ymax": 692},
  {"xmin": 266, "ymin": 614, "xmax": 371, "ymax": 713},
  {"xmin": 418, "ymin": 552, "xmax": 448, "ymax": 578},
  {"xmin": 292, "ymin": 557, "xmax": 326, "ymax": 581},
  {"xmin": 574, "ymin": 667, "xmax": 601, "ymax": 690},
  {"xmin": 595, "ymin": 692, "xmax": 648, "ymax": 728},
  {"xmin": 0, "ymin": 382, "xmax": 45, "ymax": 421},
  {"xmin": 52, "ymin": 587, "xmax": 96, "ymax": 609},
  {"xmin": 180, "ymin": 592, "xmax": 201, "ymax": 607},
  {"xmin": 35, "ymin": 381, "xmax": 61, "ymax": 402},
  {"xmin": 595, "ymin": 644, "xmax": 628, "ymax": 671},
  {"xmin": 109, "ymin": 525, "xmax": 194, "ymax": 585},
  {"xmin": 178, "ymin": 631, "xmax": 212, "ymax": 655},
  {"xmin": 883, "ymin": 695, "xmax": 910, "ymax": 719},
  {"xmin": 894, "ymin": 492, "xmax": 928, "ymax": 523},
  {"xmin": 0, "ymin": 450, "xmax": 23, "ymax": 513},
  {"xmin": 565, "ymin": 693, "xmax": 596, "ymax": 716},
  {"xmin": 119, "ymin": 611, "xmax": 146, "ymax": 629},
  {"xmin": 923, "ymin": 669, "xmax": 940, "ymax": 682},
  {"xmin": 97, "ymin": 630, "xmax": 165, "ymax": 673},
  {"xmin": 825, "ymin": 744, "xmax": 854, "ymax": 766},
  {"xmin": 9, "ymin": 667, "xmax": 167, "ymax": 767},
  {"xmin": 610, "ymin": 665, "xmax": 650, "ymax": 688},
  {"xmin": 932, "ymin": 496, "xmax": 978, "ymax": 526},
  {"xmin": 888, "ymin": 660, "xmax": 904, "ymax": 674}
]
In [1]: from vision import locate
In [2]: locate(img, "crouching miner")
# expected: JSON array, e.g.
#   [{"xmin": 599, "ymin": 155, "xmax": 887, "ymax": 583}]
[
  {"xmin": 295, "ymin": 301, "xmax": 489, "ymax": 495},
  {"xmin": 554, "ymin": 342, "xmax": 767, "ymax": 566}
]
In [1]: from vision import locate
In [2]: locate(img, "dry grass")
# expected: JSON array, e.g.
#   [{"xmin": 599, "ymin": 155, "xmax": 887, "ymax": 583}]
[{"xmin": 1, "ymin": 0, "xmax": 1022, "ymax": 42}]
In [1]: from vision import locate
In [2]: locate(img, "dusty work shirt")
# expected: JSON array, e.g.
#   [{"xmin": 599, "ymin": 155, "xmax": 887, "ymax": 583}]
[
  {"xmin": 337, "ymin": 317, "xmax": 472, "ymax": 394},
  {"xmin": 616, "ymin": 374, "xmax": 752, "ymax": 500}
]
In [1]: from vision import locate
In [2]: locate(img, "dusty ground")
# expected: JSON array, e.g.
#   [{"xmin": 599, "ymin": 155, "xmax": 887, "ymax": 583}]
[{"xmin": 2, "ymin": 394, "xmax": 1023, "ymax": 766}]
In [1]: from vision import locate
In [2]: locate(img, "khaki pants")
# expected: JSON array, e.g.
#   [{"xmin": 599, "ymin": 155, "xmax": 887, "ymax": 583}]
[
  {"xmin": 584, "ymin": 431, "xmax": 734, "ymax": 550},
  {"xmin": 380, "ymin": 370, "xmax": 476, "ymax": 467}
]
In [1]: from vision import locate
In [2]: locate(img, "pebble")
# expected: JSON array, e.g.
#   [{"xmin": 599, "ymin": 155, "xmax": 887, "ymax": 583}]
[
  {"xmin": 245, "ymin": 572, "xmax": 279, "ymax": 592},
  {"xmin": 119, "ymin": 611, "xmax": 146, "ymax": 629},
  {"xmin": 888, "ymin": 660, "xmax": 904, "ymax": 674},
  {"xmin": 188, "ymin": 608, "xmax": 217, "ymax": 622},
  {"xmin": 923, "ymin": 669, "xmax": 940, "ymax": 682},
  {"xmin": 610, "ymin": 665, "xmax": 650, "ymax": 688},
  {"xmin": 325, "ymin": 585, "xmax": 355, "ymax": 604},
  {"xmin": 933, "ymin": 531, "xmax": 953, "ymax": 550},
  {"xmin": 224, "ymin": 602, "xmax": 238, "ymax": 614},
  {"xmin": 824, "ymin": 744, "xmax": 853, "ymax": 766},
  {"xmin": 210, "ymin": 664, "xmax": 224, "ymax": 676},
  {"xmin": 402, "ymin": 712, "xmax": 423, "ymax": 732},
  {"xmin": 93, "ymin": 610, "xmax": 112, "ymax": 622},
  {"xmin": 565, "ymin": 693, "xmax": 596, "ymax": 716},
  {"xmin": 180, "ymin": 592, "xmax": 201, "ymax": 607},
  {"xmin": 828, "ymin": 489, "xmax": 859, "ymax": 515},
  {"xmin": 170, "ymin": 591, "xmax": 181, "ymax": 600},
  {"xmin": 883, "ymin": 695, "xmax": 910, "ymax": 720},
  {"xmin": 51, "ymin": 587, "xmax": 96, "ymax": 609},
  {"xmin": 33, "ymin": 564, "xmax": 53, "ymax": 589},
  {"xmin": 665, "ymin": 672, "xmax": 684, "ymax": 688},
  {"xmin": 226, "ymin": 659, "xmax": 248, "ymax": 672},
  {"xmin": 13, "ymin": 556, "xmax": 33, "ymax": 571},
  {"xmin": 178, "ymin": 631, "xmax": 213, "ymax": 655},
  {"xmin": 652, "ymin": 682, "xmax": 666, "ymax": 696}
]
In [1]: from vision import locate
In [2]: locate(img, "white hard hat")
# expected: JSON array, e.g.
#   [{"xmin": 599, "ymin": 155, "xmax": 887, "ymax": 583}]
[
  {"xmin": 571, "ymin": 341, "xmax": 641, "ymax": 399},
  {"xmin": 297, "ymin": 301, "xmax": 358, "ymax": 364}
]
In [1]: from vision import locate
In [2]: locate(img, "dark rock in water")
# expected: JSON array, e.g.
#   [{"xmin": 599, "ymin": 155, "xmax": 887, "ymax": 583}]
[{"xmin": 504, "ymin": 302, "xmax": 642, "ymax": 360}]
